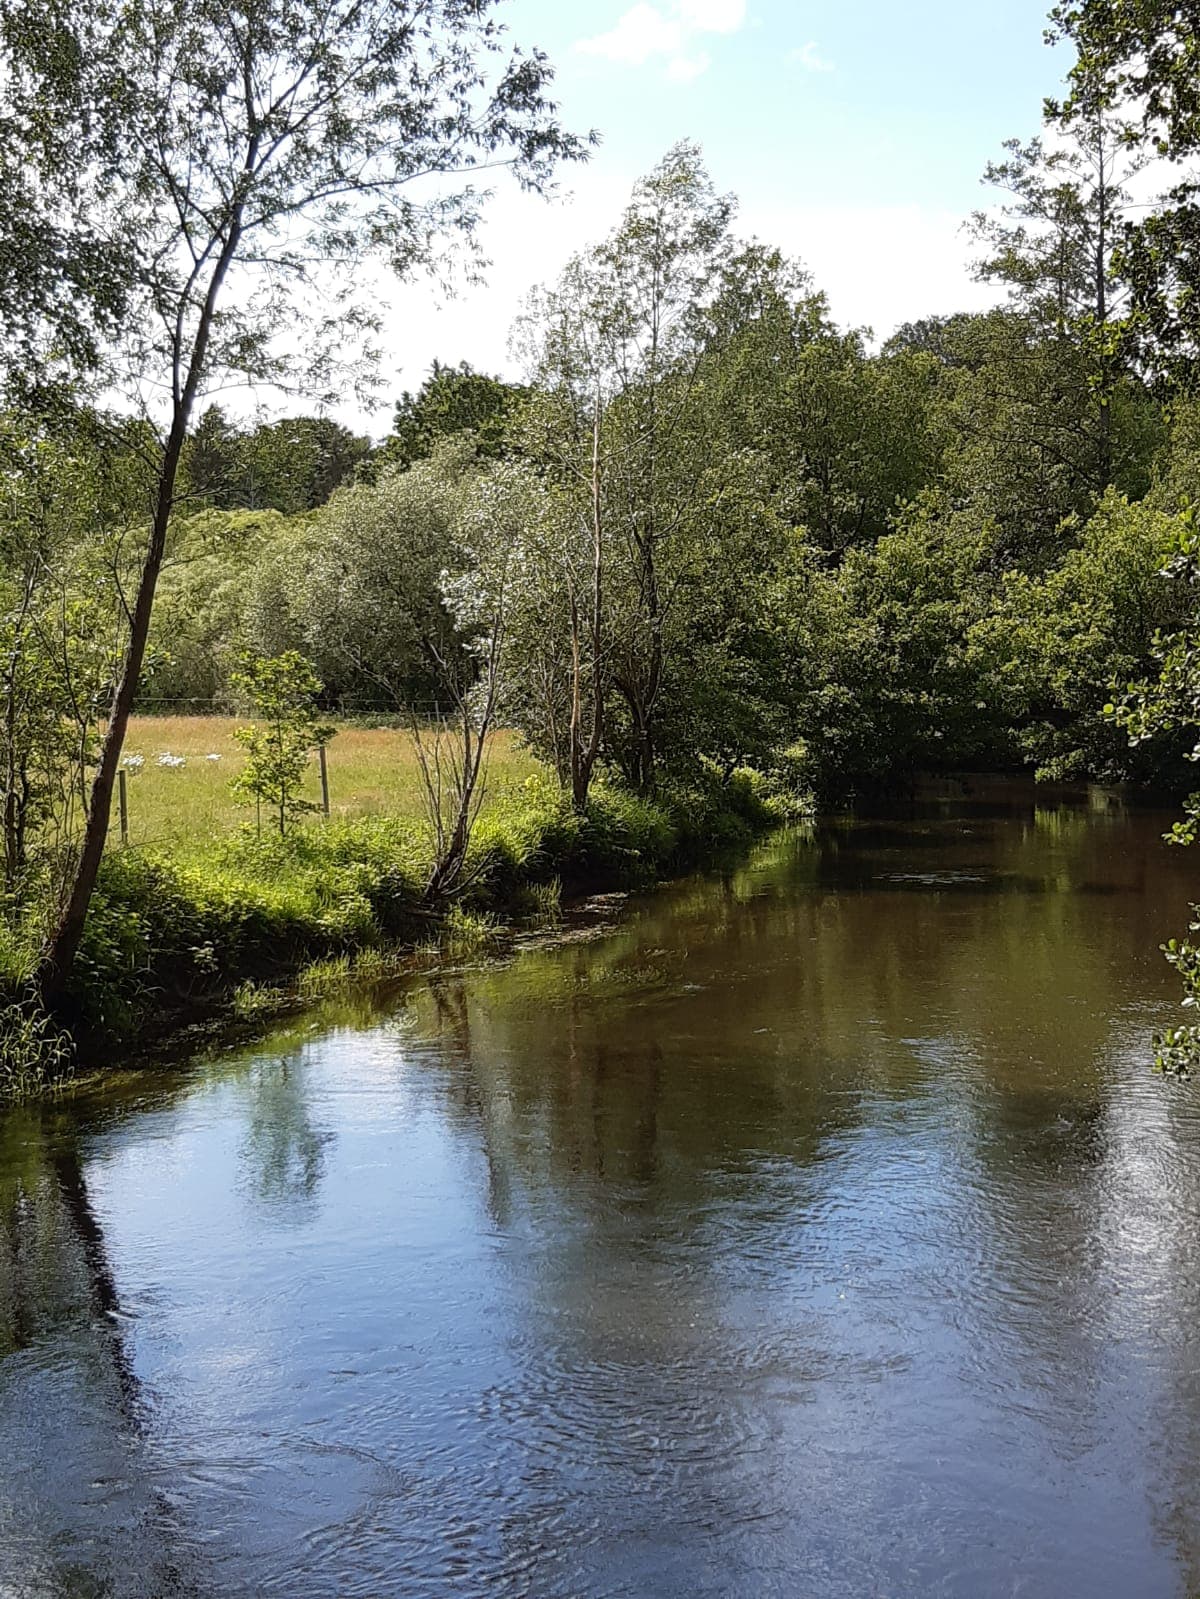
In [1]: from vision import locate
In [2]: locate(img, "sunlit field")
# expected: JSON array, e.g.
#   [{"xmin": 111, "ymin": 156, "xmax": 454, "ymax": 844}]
[{"xmin": 115, "ymin": 716, "xmax": 545, "ymax": 849}]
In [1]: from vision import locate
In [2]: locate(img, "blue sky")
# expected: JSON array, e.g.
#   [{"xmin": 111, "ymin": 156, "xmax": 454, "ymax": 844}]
[
  {"xmin": 357, "ymin": 0, "xmax": 1075, "ymax": 428},
  {"xmin": 522, "ymin": 0, "xmax": 1070, "ymax": 210}
]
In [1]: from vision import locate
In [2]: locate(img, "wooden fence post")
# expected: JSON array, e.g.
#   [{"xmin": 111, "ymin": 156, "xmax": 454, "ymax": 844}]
[
  {"xmin": 319, "ymin": 744, "xmax": 330, "ymax": 817},
  {"xmin": 118, "ymin": 768, "xmax": 129, "ymax": 846}
]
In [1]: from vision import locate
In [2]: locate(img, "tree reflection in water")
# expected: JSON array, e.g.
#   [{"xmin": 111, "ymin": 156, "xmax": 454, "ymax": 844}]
[
  {"xmin": 237, "ymin": 1052, "xmax": 334, "ymax": 1213},
  {"xmin": 4, "ymin": 785, "xmax": 1200, "ymax": 1594},
  {"xmin": 0, "ymin": 1109, "xmax": 199, "ymax": 1596}
]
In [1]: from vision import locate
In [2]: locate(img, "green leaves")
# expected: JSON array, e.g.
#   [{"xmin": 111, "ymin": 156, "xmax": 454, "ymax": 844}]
[
  {"xmin": 182, "ymin": 408, "xmax": 371, "ymax": 514},
  {"xmin": 1049, "ymin": 1, "xmax": 1200, "ymax": 388},
  {"xmin": 377, "ymin": 363, "xmax": 529, "ymax": 475},
  {"xmin": 230, "ymin": 651, "xmax": 333, "ymax": 838},
  {"xmin": 0, "ymin": 0, "xmax": 590, "ymax": 405}
]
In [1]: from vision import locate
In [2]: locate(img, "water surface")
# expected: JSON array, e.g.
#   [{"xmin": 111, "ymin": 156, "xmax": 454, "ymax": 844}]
[{"xmin": 5, "ymin": 781, "xmax": 1200, "ymax": 1597}]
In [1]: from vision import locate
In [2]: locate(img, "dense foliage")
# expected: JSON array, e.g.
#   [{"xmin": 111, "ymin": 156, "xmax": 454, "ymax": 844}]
[
  {"xmin": 125, "ymin": 140, "xmax": 1197, "ymax": 799},
  {"xmin": 0, "ymin": 0, "xmax": 590, "ymax": 1003}
]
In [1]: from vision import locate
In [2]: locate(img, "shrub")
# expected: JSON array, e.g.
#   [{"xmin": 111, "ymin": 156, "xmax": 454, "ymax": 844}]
[{"xmin": 0, "ymin": 1001, "xmax": 74, "ymax": 1100}]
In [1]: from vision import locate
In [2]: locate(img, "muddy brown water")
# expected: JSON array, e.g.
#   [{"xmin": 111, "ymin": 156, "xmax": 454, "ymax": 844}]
[{"xmin": 5, "ymin": 780, "xmax": 1200, "ymax": 1597}]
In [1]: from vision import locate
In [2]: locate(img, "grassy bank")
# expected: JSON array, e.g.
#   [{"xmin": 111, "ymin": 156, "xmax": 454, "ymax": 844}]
[{"xmin": 1, "ymin": 764, "xmax": 788, "ymax": 1099}]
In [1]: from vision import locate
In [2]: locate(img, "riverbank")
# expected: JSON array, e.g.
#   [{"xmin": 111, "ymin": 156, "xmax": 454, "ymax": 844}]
[{"xmin": 0, "ymin": 770, "xmax": 791, "ymax": 1100}]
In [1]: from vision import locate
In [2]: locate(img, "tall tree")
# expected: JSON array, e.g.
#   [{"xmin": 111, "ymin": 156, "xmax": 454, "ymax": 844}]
[
  {"xmin": 972, "ymin": 107, "xmax": 1149, "ymax": 489},
  {"xmin": 707, "ymin": 268, "xmax": 941, "ymax": 554},
  {"xmin": 0, "ymin": 0, "xmax": 587, "ymax": 1003},
  {"xmin": 973, "ymin": 119, "xmax": 1140, "ymax": 337},
  {"xmin": 1047, "ymin": 1, "xmax": 1200, "ymax": 384},
  {"xmin": 515, "ymin": 142, "xmax": 736, "ymax": 796}
]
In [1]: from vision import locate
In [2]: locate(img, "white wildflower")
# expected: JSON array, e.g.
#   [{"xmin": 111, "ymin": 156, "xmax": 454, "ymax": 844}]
[
  {"xmin": 122, "ymin": 754, "xmax": 145, "ymax": 772},
  {"xmin": 157, "ymin": 752, "xmax": 186, "ymax": 769},
  {"xmin": 205, "ymin": 752, "xmax": 222, "ymax": 762}
]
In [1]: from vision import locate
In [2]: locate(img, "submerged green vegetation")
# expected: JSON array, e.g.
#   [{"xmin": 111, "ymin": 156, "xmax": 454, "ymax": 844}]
[{"xmin": 7, "ymin": 0, "xmax": 1200, "ymax": 1085}]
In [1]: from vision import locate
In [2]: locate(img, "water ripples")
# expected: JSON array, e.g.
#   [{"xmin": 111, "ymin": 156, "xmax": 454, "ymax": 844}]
[{"xmin": 6, "ymin": 796, "xmax": 1200, "ymax": 1595}]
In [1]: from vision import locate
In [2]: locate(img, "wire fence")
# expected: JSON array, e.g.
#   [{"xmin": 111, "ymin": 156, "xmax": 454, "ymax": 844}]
[{"xmin": 131, "ymin": 695, "xmax": 459, "ymax": 718}]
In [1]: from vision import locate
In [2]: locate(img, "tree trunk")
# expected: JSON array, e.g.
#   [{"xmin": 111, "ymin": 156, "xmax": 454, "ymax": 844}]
[
  {"xmin": 569, "ymin": 392, "xmax": 605, "ymax": 814},
  {"xmin": 36, "ymin": 467, "xmax": 178, "ymax": 1003},
  {"xmin": 37, "ymin": 210, "xmax": 246, "ymax": 1006},
  {"xmin": 424, "ymin": 718, "xmax": 482, "ymax": 903}
]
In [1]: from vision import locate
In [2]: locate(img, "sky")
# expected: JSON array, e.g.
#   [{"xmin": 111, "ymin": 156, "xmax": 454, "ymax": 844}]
[{"xmin": 345, "ymin": 0, "xmax": 1075, "ymax": 434}]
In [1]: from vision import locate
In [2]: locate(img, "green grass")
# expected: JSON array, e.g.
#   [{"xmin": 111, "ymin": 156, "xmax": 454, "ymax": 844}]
[{"xmin": 116, "ymin": 715, "xmax": 544, "ymax": 849}]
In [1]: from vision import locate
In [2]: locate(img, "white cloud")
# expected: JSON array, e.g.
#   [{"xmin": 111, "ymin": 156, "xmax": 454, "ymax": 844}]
[
  {"xmin": 678, "ymin": 0, "xmax": 746, "ymax": 33},
  {"xmin": 576, "ymin": 0, "xmax": 746, "ymax": 81},
  {"xmin": 791, "ymin": 40, "xmax": 833, "ymax": 73},
  {"xmin": 666, "ymin": 52, "xmax": 712, "ymax": 82},
  {"xmin": 576, "ymin": 3, "xmax": 682, "ymax": 66}
]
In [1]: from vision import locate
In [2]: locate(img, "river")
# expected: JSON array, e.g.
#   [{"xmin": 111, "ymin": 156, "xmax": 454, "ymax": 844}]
[{"xmin": 4, "ymin": 780, "xmax": 1200, "ymax": 1597}]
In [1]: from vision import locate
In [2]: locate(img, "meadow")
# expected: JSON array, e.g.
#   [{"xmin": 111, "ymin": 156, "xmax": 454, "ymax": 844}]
[{"xmin": 116, "ymin": 716, "xmax": 545, "ymax": 850}]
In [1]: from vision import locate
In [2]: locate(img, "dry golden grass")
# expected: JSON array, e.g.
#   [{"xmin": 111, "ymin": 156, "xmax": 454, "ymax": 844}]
[{"xmin": 116, "ymin": 716, "xmax": 544, "ymax": 849}]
